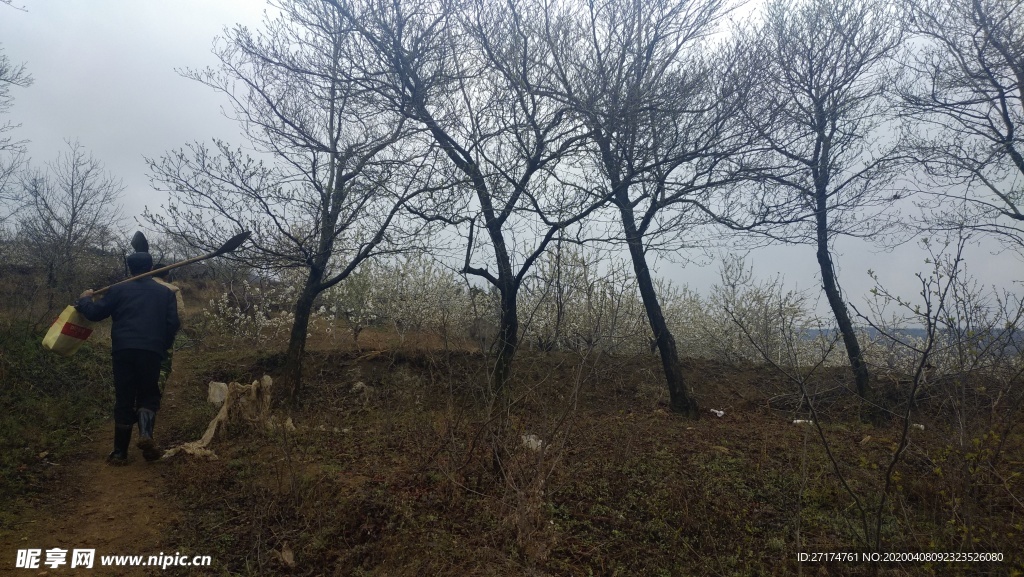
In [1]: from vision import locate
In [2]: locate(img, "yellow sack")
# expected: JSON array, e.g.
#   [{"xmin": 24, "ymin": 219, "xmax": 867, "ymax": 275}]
[{"xmin": 42, "ymin": 305, "xmax": 96, "ymax": 356}]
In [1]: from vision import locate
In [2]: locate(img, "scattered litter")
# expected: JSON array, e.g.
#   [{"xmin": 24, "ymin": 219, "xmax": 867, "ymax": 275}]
[
  {"xmin": 266, "ymin": 415, "xmax": 296, "ymax": 432},
  {"xmin": 271, "ymin": 542, "xmax": 295, "ymax": 567},
  {"xmin": 710, "ymin": 409, "xmax": 725, "ymax": 418},
  {"xmin": 164, "ymin": 375, "xmax": 276, "ymax": 460},
  {"xmin": 207, "ymin": 381, "xmax": 228, "ymax": 406},
  {"xmin": 711, "ymin": 445, "xmax": 730, "ymax": 454},
  {"xmin": 911, "ymin": 423, "xmax": 925, "ymax": 431},
  {"xmin": 350, "ymin": 381, "xmax": 375, "ymax": 395},
  {"xmin": 351, "ymin": 381, "xmax": 377, "ymax": 406},
  {"xmin": 521, "ymin": 434, "xmax": 544, "ymax": 452},
  {"xmin": 315, "ymin": 425, "xmax": 343, "ymax": 433},
  {"xmin": 792, "ymin": 419, "xmax": 814, "ymax": 425},
  {"xmin": 162, "ymin": 446, "xmax": 217, "ymax": 460},
  {"xmin": 859, "ymin": 435, "xmax": 873, "ymax": 445}
]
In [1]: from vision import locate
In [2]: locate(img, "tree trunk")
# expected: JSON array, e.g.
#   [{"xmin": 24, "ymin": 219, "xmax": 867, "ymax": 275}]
[
  {"xmin": 482, "ymin": 235, "xmax": 520, "ymax": 481},
  {"xmin": 492, "ymin": 279, "xmax": 519, "ymax": 396},
  {"xmin": 815, "ymin": 211, "xmax": 871, "ymax": 399},
  {"xmin": 284, "ymin": 268, "xmax": 323, "ymax": 404},
  {"xmin": 619, "ymin": 205, "xmax": 699, "ymax": 418}
]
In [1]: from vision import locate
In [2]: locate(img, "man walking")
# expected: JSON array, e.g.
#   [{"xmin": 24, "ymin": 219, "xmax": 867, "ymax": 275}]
[{"xmin": 76, "ymin": 250, "xmax": 180, "ymax": 465}]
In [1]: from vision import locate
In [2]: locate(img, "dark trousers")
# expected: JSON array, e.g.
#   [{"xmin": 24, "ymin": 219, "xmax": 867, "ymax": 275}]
[{"xmin": 111, "ymin": 349, "xmax": 163, "ymax": 426}]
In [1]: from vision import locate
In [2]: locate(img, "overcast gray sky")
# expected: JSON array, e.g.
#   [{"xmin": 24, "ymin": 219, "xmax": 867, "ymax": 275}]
[
  {"xmin": 1, "ymin": 0, "xmax": 267, "ymax": 217},
  {"xmin": 2, "ymin": 0, "xmax": 1020, "ymax": 316}
]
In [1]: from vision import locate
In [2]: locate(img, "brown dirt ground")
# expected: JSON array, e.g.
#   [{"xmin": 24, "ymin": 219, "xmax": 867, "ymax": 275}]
[
  {"xmin": 0, "ymin": 390, "xmax": 187, "ymax": 576},
  {"xmin": 4, "ymin": 339, "xmax": 1023, "ymax": 576}
]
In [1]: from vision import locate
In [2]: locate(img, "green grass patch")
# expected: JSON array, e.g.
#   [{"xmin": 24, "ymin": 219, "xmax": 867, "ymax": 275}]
[{"xmin": 0, "ymin": 321, "xmax": 113, "ymax": 526}]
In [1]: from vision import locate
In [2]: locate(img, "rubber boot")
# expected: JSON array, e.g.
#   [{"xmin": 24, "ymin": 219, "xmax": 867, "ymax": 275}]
[
  {"xmin": 136, "ymin": 408, "xmax": 163, "ymax": 462},
  {"xmin": 107, "ymin": 424, "xmax": 132, "ymax": 466}
]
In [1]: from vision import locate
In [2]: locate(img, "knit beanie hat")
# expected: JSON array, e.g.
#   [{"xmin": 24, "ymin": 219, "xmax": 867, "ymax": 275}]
[{"xmin": 126, "ymin": 252, "xmax": 153, "ymax": 275}]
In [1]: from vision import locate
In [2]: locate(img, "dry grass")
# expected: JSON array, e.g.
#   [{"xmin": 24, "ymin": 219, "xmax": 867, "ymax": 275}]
[
  {"xmin": 155, "ymin": 344, "xmax": 1024, "ymax": 577},
  {"xmin": 2, "ymin": 269, "xmax": 1020, "ymax": 575}
]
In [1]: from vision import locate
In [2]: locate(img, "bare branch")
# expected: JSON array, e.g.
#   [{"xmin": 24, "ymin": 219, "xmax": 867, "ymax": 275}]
[{"xmin": 898, "ymin": 0, "xmax": 1024, "ymax": 252}]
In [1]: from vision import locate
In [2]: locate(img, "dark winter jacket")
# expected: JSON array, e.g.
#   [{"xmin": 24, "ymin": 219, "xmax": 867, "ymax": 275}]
[{"xmin": 75, "ymin": 278, "xmax": 180, "ymax": 356}]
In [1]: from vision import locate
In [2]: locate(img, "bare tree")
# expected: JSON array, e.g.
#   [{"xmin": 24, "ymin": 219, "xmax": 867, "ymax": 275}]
[
  {"xmin": 18, "ymin": 140, "xmax": 124, "ymax": 311},
  {"xmin": 898, "ymin": 0, "xmax": 1024, "ymax": 252},
  {"xmin": 147, "ymin": 0, "xmax": 440, "ymax": 401},
  {"xmin": 334, "ymin": 0, "xmax": 604, "ymax": 395},
  {"xmin": 537, "ymin": 0, "xmax": 749, "ymax": 416},
  {"xmin": 0, "ymin": 44, "xmax": 32, "ymax": 228},
  {"xmin": 740, "ymin": 0, "xmax": 903, "ymax": 401}
]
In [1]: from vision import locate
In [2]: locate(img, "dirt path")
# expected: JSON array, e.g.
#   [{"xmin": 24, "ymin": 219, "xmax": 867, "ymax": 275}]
[{"xmin": 0, "ymin": 423, "xmax": 180, "ymax": 576}]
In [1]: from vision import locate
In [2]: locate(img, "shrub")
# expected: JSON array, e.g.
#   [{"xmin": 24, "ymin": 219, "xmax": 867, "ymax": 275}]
[{"xmin": 0, "ymin": 321, "xmax": 112, "ymax": 519}]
